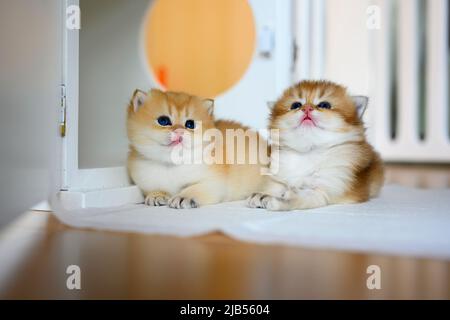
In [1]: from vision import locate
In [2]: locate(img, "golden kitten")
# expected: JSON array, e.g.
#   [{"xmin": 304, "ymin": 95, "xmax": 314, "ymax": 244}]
[
  {"xmin": 127, "ymin": 88, "xmax": 267, "ymax": 209},
  {"xmin": 247, "ymin": 80, "xmax": 384, "ymax": 211}
]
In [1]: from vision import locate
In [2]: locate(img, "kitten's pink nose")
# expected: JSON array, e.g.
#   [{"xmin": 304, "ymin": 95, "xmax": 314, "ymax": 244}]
[
  {"xmin": 302, "ymin": 105, "xmax": 314, "ymax": 113},
  {"xmin": 173, "ymin": 128, "xmax": 185, "ymax": 136},
  {"xmin": 170, "ymin": 128, "xmax": 185, "ymax": 144}
]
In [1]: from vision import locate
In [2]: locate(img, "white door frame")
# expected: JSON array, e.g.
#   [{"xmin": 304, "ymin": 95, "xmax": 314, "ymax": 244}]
[
  {"xmin": 61, "ymin": 0, "xmax": 293, "ymax": 208},
  {"xmin": 62, "ymin": 0, "xmax": 138, "ymax": 194}
]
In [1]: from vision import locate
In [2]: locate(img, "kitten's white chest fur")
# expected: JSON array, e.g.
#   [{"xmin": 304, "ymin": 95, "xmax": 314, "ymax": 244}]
[
  {"xmin": 276, "ymin": 149, "xmax": 324, "ymax": 188},
  {"xmin": 131, "ymin": 158, "xmax": 207, "ymax": 195},
  {"xmin": 273, "ymin": 144, "xmax": 357, "ymax": 197}
]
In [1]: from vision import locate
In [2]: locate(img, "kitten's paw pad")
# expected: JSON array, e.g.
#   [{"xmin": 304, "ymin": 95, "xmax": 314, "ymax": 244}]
[
  {"xmin": 247, "ymin": 193, "xmax": 270, "ymax": 209},
  {"xmin": 144, "ymin": 192, "xmax": 170, "ymax": 206},
  {"xmin": 168, "ymin": 195, "xmax": 199, "ymax": 209}
]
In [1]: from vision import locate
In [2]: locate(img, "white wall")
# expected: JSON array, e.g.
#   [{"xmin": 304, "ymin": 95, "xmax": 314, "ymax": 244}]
[
  {"xmin": 78, "ymin": 0, "xmax": 153, "ymax": 168},
  {"xmin": 323, "ymin": 0, "xmax": 371, "ymax": 96}
]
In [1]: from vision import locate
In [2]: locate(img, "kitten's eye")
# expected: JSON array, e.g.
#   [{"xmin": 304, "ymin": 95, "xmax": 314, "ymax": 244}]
[
  {"xmin": 290, "ymin": 102, "xmax": 302, "ymax": 110},
  {"xmin": 157, "ymin": 116, "xmax": 172, "ymax": 126},
  {"xmin": 185, "ymin": 119, "xmax": 195, "ymax": 129},
  {"xmin": 317, "ymin": 101, "xmax": 332, "ymax": 109}
]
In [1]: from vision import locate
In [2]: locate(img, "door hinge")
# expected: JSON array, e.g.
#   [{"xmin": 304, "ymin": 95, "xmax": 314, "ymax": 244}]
[{"xmin": 60, "ymin": 84, "xmax": 67, "ymax": 137}]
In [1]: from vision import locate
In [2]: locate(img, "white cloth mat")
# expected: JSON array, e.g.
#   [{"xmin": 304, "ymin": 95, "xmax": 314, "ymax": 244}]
[{"xmin": 52, "ymin": 185, "xmax": 450, "ymax": 260}]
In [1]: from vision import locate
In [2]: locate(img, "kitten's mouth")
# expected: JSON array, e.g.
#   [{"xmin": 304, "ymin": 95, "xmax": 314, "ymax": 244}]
[
  {"xmin": 300, "ymin": 115, "xmax": 316, "ymax": 126},
  {"xmin": 168, "ymin": 136, "xmax": 183, "ymax": 147}
]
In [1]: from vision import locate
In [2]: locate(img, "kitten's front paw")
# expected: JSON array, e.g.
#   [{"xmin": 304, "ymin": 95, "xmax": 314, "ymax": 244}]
[
  {"xmin": 247, "ymin": 193, "xmax": 284, "ymax": 211},
  {"xmin": 168, "ymin": 195, "xmax": 199, "ymax": 209},
  {"xmin": 247, "ymin": 193, "xmax": 270, "ymax": 208},
  {"xmin": 144, "ymin": 191, "xmax": 170, "ymax": 206},
  {"xmin": 265, "ymin": 196, "xmax": 284, "ymax": 211}
]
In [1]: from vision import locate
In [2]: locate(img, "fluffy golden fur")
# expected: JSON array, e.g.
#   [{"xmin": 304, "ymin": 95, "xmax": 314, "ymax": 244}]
[
  {"xmin": 127, "ymin": 88, "xmax": 267, "ymax": 209},
  {"xmin": 247, "ymin": 80, "xmax": 384, "ymax": 211}
]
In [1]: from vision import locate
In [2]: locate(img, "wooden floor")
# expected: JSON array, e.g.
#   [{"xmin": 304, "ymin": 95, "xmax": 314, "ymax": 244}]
[{"xmin": 1, "ymin": 164, "xmax": 450, "ymax": 299}]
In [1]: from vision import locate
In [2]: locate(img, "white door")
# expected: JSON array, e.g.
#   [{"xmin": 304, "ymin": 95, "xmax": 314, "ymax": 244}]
[
  {"xmin": 61, "ymin": 0, "xmax": 293, "ymax": 208},
  {"xmin": 0, "ymin": 0, "xmax": 63, "ymax": 224}
]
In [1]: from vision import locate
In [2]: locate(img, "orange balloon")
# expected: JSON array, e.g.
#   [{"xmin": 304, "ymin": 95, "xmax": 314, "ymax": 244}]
[{"xmin": 144, "ymin": 0, "xmax": 256, "ymax": 98}]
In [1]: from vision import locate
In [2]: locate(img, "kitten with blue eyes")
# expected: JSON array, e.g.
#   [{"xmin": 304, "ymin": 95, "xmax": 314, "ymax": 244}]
[
  {"xmin": 247, "ymin": 80, "xmax": 384, "ymax": 211},
  {"xmin": 127, "ymin": 88, "xmax": 267, "ymax": 209}
]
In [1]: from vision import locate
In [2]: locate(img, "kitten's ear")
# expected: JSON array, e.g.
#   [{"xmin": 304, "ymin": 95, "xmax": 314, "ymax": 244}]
[
  {"xmin": 203, "ymin": 99, "xmax": 214, "ymax": 116},
  {"xmin": 352, "ymin": 96, "xmax": 369, "ymax": 119},
  {"xmin": 131, "ymin": 89, "xmax": 147, "ymax": 112}
]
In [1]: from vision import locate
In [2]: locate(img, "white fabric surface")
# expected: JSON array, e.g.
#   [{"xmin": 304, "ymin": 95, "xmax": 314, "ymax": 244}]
[{"xmin": 53, "ymin": 185, "xmax": 450, "ymax": 259}]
